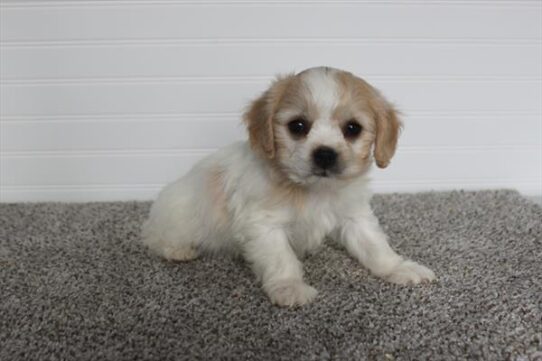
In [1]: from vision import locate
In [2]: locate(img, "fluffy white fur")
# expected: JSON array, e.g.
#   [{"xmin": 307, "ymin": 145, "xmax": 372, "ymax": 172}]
[{"xmin": 142, "ymin": 67, "xmax": 436, "ymax": 307}]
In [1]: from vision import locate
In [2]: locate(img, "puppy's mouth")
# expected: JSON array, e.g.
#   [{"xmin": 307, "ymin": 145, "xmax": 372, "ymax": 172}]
[
  {"xmin": 313, "ymin": 170, "xmax": 330, "ymax": 178},
  {"xmin": 311, "ymin": 167, "xmax": 342, "ymax": 178}
]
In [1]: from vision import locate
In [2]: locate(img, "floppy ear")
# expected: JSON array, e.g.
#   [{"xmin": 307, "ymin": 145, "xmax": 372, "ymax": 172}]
[
  {"xmin": 372, "ymin": 96, "xmax": 402, "ymax": 168},
  {"xmin": 243, "ymin": 75, "xmax": 294, "ymax": 159},
  {"xmin": 244, "ymin": 91, "xmax": 275, "ymax": 158}
]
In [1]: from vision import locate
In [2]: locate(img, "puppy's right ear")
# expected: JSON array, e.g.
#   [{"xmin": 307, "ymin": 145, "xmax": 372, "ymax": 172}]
[{"xmin": 244, "ymin": 75, "xmax": 294, "ymax": 159}]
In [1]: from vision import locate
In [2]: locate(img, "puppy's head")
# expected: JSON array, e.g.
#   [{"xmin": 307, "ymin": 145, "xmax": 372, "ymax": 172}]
[{"xmin": 244, "ymin": 67, "xmax": 401, "ymax": 185}]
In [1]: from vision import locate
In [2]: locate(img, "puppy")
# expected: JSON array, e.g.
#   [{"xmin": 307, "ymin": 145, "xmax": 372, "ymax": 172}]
[{"xmin": 142, "ymin": 66, "xmax": 436, "ymax": 307}]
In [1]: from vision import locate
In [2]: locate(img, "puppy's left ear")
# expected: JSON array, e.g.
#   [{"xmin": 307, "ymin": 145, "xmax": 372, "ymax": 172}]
[
  {"xmin": 371, "ymin": 94, "xmax": 402, "ymax": 168},
  {"xmin": 244, "ymin": 75, "xmax": 294, "ymax": 159}
]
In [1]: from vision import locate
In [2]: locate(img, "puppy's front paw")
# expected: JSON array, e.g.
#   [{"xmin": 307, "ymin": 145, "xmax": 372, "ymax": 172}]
[
  {"xmin": 264, "ymin": 279, "xmax": 318, "ymax": 307},
  {"xmin": 385, "ymin": 260, "xmax": 436, "ymax": 285}
]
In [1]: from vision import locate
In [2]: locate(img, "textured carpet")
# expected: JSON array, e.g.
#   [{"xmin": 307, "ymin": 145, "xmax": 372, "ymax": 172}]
[{"xmin": 1, "ymin": 190, "xmax": 541, "ymax": 361}]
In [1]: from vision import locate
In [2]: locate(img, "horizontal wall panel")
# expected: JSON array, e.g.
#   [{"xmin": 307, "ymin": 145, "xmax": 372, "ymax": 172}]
[
  {"xmin": 2, "ymin": 80, "xmax": 541, "ymax": 116},
  {"xmin": 401, "ymin": 114, "xmax": 542, "ymax": 148},
  {"xmin": 0, "ymin": 152, "xmax": 208, "ymax": 186},
  {"xmin": 2, "ymin": 3, "xmax": 540, "ymax": 42},
  {"xmin": 1, "ymin": 1, "xmax": 540, "ymax": 4},
  {"xmin": 2, "ymin": 114, "xmax": 541, "ymax": 152},
  {"xmin": 380, "ymin": 147, "xmax": 542, "ymax": 184},
  {"xmin": 0, "ymin": 117, "xmax": 247, "ymax": 151},
  {"xmin": 2, "ymin": 43, "xmax": 541, "ymax": 80},
  {"xmin": 2, "ymin": 147, "xmax": 540, "ymax": 187},
  {"xmin": 0, "ymin": 185, "xmax": 162, "ymax": 203}
]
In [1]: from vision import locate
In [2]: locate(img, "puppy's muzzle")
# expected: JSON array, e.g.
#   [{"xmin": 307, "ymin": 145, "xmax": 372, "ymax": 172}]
[{"xmin": 312, "ymin": 146, "xmax": 339, "ymax": 176}]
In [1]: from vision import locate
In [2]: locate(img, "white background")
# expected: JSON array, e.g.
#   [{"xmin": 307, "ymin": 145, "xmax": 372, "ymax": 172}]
[{"xmin": 1, "ymin": 0, "xmax": 541, "ymax": 202}]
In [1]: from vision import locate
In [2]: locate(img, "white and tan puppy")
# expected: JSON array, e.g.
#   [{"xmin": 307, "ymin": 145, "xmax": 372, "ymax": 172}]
[{"xmin": 142, "ymin": 67, "xmax": 435, "ymax": 307}]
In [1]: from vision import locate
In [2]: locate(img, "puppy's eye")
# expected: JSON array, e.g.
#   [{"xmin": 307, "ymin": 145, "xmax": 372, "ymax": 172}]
[
  {"xmin": 287, "ymin": 118, "xmax": 310, "ymax": 137},
  {"xmin": 343, "ymin": 120, "xmax": 362, "ymax": 139}
]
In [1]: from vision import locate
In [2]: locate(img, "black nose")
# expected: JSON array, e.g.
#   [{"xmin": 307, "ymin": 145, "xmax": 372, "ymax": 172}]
[{"xmin": 312, "ymin": 146, "xmax": 338, "ymax": 170}]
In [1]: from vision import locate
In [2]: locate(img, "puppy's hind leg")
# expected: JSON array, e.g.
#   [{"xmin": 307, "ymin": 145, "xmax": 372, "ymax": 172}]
[
  {"xmin": 161, "ymin": 244, "xmax": 199, "ymax": 262},
  {"xmin": 141, "ymin": 219, "xmax": 200, "ymax": 262}
]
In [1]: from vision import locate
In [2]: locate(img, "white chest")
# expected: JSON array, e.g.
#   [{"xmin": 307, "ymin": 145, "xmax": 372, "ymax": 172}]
[{"xmin": 287, "ymin": 198, "xmax": 339, "ymax": 256}]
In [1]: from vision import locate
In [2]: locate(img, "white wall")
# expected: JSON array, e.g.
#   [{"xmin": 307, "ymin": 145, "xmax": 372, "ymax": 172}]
[{"xmin": 1, "ymin": 0, "xmax": 541, "ymax": 202}]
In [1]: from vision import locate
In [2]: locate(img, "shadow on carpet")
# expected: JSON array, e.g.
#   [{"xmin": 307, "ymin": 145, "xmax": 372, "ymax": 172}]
[{"xmin": 1, "ymin": 190, "xmax": 541, "ymax": 360}]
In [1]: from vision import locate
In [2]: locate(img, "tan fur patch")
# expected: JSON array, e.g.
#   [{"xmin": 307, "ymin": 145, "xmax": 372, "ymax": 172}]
[
  {"xmin": 333, "ymin": 71, "xmax": 377, "ymax": 173},
  {"xmin": 371, "ymin": 98, "xmax": 402, "ymax": 168},
  {"xmin": 208, "ymin": 167, "xmax": 229, "ymax": 226},
  {"xmin": 268, "ymin": 177, "xmax": 307, "ymax": 211},
  {"xmin": 335, "ymin": 70, "xmax": 401, "ymax": 169},
  {"xmin": 244, "ymin": 74, "xmax": 298, "ymax": 159}
]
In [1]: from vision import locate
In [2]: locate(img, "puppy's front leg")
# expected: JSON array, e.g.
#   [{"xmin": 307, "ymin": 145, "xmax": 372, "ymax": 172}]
[
  {"xmin": 339, "ymin": 212, "xmax": 436, "ymax": 284},
  {"xmin": 243, "ymin": 227, "xmax": 317, "ymax": 307}
]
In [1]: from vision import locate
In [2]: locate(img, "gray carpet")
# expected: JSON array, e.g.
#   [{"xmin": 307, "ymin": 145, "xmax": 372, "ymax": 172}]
[{"xmin": 1, "ymin": 190, "xmax": 541, "ymax": 361}]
